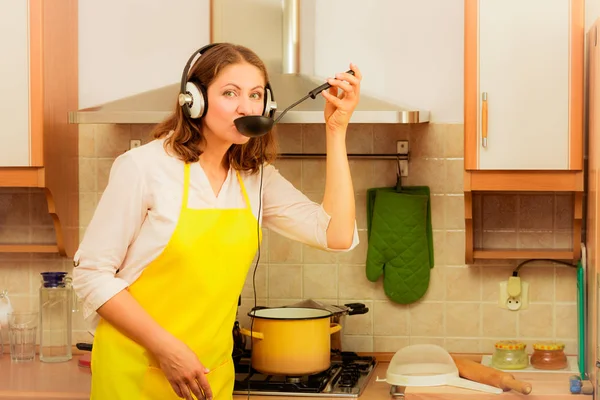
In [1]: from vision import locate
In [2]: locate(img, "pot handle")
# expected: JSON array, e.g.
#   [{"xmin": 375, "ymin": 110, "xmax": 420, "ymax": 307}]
[
  {"xmin": 239, "ymin": 328, "xmax": 264, "ymax": 340},
  {"xmin": 330, "ymin": 323, "xmax": 342, "ymax": 335}
]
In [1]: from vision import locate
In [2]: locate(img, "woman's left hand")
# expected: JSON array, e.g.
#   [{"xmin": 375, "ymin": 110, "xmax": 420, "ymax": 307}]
[{"xmin": 322, "ymin": 63, "xmax": 362, "ymax": 132}]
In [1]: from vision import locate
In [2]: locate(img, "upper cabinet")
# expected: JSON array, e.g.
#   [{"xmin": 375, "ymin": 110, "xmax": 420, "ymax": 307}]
[
  {"xmin": 463, "ymin": 0, "xmax": 584, "ymax": 263},
  {"xmin": 0, "ymin": 0, "xmax": 79, "ymax": 257},
  {"xmin": 465, "ymin": 0, "xmax": 583, "ymax": 172}
]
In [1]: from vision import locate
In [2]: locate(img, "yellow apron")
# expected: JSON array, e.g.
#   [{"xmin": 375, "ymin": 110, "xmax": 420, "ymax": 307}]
[{"xmin": 90, "ymin": 163, "xmax": 260, "ymax": 400}]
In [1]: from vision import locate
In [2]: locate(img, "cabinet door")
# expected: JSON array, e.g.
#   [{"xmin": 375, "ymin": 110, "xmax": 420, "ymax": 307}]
[
  {"xmin": 0, "ymin": 1, "xmax": 30, "ymax": 167},
  {"xmin": 478, "ymin": 0, "xmax": 570, "ymax": 170}
]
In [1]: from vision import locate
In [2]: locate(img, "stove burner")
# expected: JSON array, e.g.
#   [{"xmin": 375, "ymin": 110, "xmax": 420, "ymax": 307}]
[{"xmin": 233, "ymin": 351, "xmax": 377, "ymax": 397}]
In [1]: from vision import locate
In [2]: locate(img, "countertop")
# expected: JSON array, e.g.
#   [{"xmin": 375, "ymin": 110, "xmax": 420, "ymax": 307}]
[{"xmin": 0, "ymin": 355, "xmax": 586, "ymax": 400}]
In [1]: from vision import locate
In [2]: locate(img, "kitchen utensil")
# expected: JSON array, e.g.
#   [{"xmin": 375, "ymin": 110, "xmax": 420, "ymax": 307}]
[
  {"xmin": 234, "ymin": 70, "xmax": 355, "ymax": 137},
  {"xmin": 376, "ymin": 344, "xmax": 502, "ymax": 394},
  {"xmin": 240, "ymin": 307, "xmax": 341, "ymax": 375},
  {"xmin": 451, "ymin": 356, "xmax": 533, "ymax": 394}
]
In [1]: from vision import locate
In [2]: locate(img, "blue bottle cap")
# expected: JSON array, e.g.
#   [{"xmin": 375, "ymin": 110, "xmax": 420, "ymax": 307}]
[{"xmin": 41, "ymin": 272, "xmax": 68, "ymax": 288}]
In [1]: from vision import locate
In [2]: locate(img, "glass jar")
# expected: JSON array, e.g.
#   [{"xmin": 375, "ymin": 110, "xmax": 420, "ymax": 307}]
[
  {"xmin": 491, "ymin": 340, "xmax": 528, "ymax": 370},
  {"xmin": 39, "ymin": 272, "xmax": 77, "ymax": 363},
  {"xmin": 531, "ymin": 342, "xmax": 567, "ymax": 370}
]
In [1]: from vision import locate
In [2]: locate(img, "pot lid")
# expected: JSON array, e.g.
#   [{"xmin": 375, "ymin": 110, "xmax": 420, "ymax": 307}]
[{"xmin": 249, "ymin": 307, "xmax": 332, "ymax": 320}]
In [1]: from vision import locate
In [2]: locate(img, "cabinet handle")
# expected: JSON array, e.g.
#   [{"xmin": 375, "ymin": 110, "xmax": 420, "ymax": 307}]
[{"xmin": 481, "ymin": 92, "xmax": 488, "ymax": 148}]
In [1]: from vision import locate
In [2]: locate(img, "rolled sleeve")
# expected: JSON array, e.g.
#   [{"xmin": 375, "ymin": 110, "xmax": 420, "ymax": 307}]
[
  {"xmin": 72, "ymin": 151, "xmax": 148, "ymax": 320},
  {"xmin": 261, "ymin": 164, "xmax": 359, "ymax": 252}
]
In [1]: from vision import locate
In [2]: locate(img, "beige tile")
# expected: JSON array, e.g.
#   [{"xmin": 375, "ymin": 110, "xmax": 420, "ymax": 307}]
[
  {"xmin": 374, "ymin": 336, "xmax": 410, "ymax": 352},
  {"xmin": 432, "ymin": 231, "xmax": 446, "ymax": 266},
  {"xmin": 79, "ymin": 192, "xmax": 98, "ymax": 228},
  {"xmin": 372, "ymin": 125, "xmax": 410, "ymax": 153},
  {"xmin": 303, "ymin": 264, "xmax": 338, "ymax": 299},
  {"xmin": 446, "ymin": 266, "xmax": 480, "ymax": 301},
  {"xmin": 78, "ymin": 158, "xmax": 97, "ymax": 193},
  {"xmin": 341, "ymin": 335, "xmax": 374, "ymax": 352},
  {"xmin": 444, "ymin": 160, "xmax": 464, "ymax": 194},
  {"xmin": 446, "ymin": 303, "xmax": 481, "ymax": 337},
  {"xmin": 409, "ymin": 337, "xmax": 446, "ymax": 347},
  {"xmin": 72, "ymin": 330, "xmax": 94, "ymax": 344},
  {"xmin": 95, "ymin": 124, "xmax": 131, "ymax": 158},
  {"xmin": 349, "ymin": 160, "xmax": 374, "ymax": 192},
  {"xmin": 355, "ymin": 194, "xmax": 367, "ymax": 230},
  {"xmin": 78, "ymin": 125, "xmax": 95, "ymax": 157},
  {"xmin": 445, "ymin": 195, "xmax": 465, "ymax": 230},
  {"xmin": 346, "ymin": 124, "xmax": 373, "ymax": 153},
  {"xmin": 481, "ymin": 194, "xmax": 517, "ymax": 230},
  {"xmin": 554, "ymin": 231, "xmax": 573, "ymax": 249},
  {"xmin": 430, "ymin": 195, "xmax": 445, "ymax": 230},
  {"xmin": 274, "ymin": 124, "xmax": 302, "ymax": 153},
  {"xmin": 0, "ymin": 193, "xmax": 30, "ymax": 226},
  {"xmin": 238, "ymin": 297, "xmax": 268, "ymax": 328},
  {"xmin": 268, "ymin": 264, "xmax": 302, "ymax": 299},
  {"xmin": 517, "ymin": 232, "xmax": 554, "ymax": 250},
  {"xmin": 409, "ymin": 302, "xmax": 445, "ymax": 336},
  {"xmin": 481, "ymin": 232, "xmax": 518, "ymax": 250},
  {"xmin": 422, "ymin": 264, "xmax": 445, "ymax": 301},
  {"xmin": 29, "ymin": 191, "xmax": 53, "ymax": 226},
  {"xmin": 131, "ymin": 124, "xmax": 157, "ymax": 144},
  {"xmin": 561, "ymin": 340, "xmax": 578, "ymax": 356},
  {"xmin": 555, "ymin": 304, "xmax": 577, "ymax": 339},
  {"xmin": 373, "ymin": 300, "xmax": 409, "ymax": 336},
  {"xmin": 481, "ymin": 267, "xmax": 515, "ymax": 302},
  {"xmin": 444, "ymin": 231, "xmax": 466, "ymax": 266},
  {"xmin": 267, "ymin": 231, "xmax": 302, "ymax": 263},
  {"xmin": 446, "ymin": 338, "xmax": 482, "ymax": 353},
  {"xmin": 519, "ymin": 266, "xmax": 554, "ymax": 302},
  {"xmin": 31, "ymin": 227, "xmax": 56, "ymax": 244},
  {"xmin": 405, "ymin": 159, "xmax": 446, "ymax": 194},
  {"xmin": 518, "ymin": 304, "xmax": 553, "ymax": 338},
  {"xmin": 96, "ymin": 159, "xmax": 115, "ymax": 193},
  {"xmin": 445, "ymin": 124, "xmax": 464, "ymax": 158},
  {"xmin": 267, "ymin": 298, "xmax": 302, "ymax": 308},
  {"xmin": 302, "ymin": 244, "xmax": 338, "ymax": 264},
  {"xmin": 301, "ymin": 160, "xmax": 326, "ymax": 192},
  {"xmin": 8, "ymin": 295, "xmax": 36, "ymax": 313},
  {"xmin": 241, "ymin": 264, "xmax": 267, "ymax": 299},
  {"xmin": 338, "ymin": 264, "xmax": 377, "ymax": 300},
  {"xmin": 338, "ymin": 230, "xmax": 367, "ymax": 264},
  {"xmin": 555, "ymin": 266, "xmax": 577, "ymax": 302},
  {"xmin": 340, "ymin": 300, "xmax": 373, "ymax": 335},
  {"xmin": 0, "ymin": 261, "xmax": 30, "ymax": 295},
  {"xmin": 272, "ymin": 159, "xmax": 302, "ymax": 189},
  {"xmin": 410, "ymin": 123, "xmax": 446, "ymax": 158},
  {"xmin": 0, "ymin": 226, "xmax": 30, "ymax": 243},
  {"xmin": 519, "ymin": 194, "xmax": 554, "ymax": 230},
  {"xmin": 370, "ymin": 160, "xmax": 398, "ymax": 188},
  {"xmin": 302, "ymin": 124, "xmax": 327, "ymax": 153},
  {"xmin": 482, "ymin": 304, "xmax": 517, "ymax": 337},
  {"xmin": 554, "ymin": 194, "xmax": 574, "ymax": 230}
]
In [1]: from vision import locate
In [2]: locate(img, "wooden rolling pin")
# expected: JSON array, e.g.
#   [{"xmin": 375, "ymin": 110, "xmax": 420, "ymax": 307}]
[{"xmin": 451, "ymin": 356, "xmax": 533, "ymax": 395}]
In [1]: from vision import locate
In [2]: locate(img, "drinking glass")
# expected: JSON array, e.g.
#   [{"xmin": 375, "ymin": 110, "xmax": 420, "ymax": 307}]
[{"xmin": 8, "ymin": 312, "xmax": 38, "ymax": 362}]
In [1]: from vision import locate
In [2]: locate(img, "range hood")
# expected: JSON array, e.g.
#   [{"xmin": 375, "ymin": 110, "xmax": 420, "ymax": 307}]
[{"xmin": 69, "ymin": 1, "xmax": 429, "ymax": 125}]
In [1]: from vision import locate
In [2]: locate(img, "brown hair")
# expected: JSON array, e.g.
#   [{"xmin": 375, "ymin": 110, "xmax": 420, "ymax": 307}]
[{"xmin": 152, "ymin": 43, "xmax": 278, "ymax": 173}]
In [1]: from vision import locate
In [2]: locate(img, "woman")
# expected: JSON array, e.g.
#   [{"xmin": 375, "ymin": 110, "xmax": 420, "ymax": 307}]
[{"xmin": 73, "ymin": 43, "xmax": 361, "ymax": 400}]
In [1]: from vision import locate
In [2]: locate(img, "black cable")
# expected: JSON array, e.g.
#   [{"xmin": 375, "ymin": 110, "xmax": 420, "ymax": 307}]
[
  {"xmin": 246, "ymin": 143, "xmax": 264, "ymax": 399},
  {"xmin": 512, "ymin": 258, "xmax": 577, "ymax": 277}
]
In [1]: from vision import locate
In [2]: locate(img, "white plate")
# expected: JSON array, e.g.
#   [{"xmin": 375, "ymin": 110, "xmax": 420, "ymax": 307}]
[{"xmin": 480, "ymin": 355, "xmax": 579, "ymax": 374}]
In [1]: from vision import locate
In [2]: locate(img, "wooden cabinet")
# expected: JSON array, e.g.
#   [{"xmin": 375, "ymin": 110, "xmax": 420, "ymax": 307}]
[
  {"xmin": 464, "ymin": 0, "xmax": 584, "ymax": 262},
  {"xmin": 0, "ymin": 0, "xmax": 79, "ymax": 257}
]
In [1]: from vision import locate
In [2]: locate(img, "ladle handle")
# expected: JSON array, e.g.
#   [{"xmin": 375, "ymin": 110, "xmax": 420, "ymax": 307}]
[{"xmin": 308, "ymin": 70, "xmax": 355, "ymax": 99}]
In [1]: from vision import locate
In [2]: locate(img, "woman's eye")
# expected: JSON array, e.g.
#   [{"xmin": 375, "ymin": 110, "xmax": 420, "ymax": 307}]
[
  {"xmin": 250, "ymin": 92, "xmax": 262, "ymax": 100},
  {"xmin": 224, "ymin": 90, "xmax": 236, "ymax": 97}
]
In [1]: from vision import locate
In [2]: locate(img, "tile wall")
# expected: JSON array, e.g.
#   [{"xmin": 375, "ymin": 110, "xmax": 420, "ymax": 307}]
[{"xmin": 0, "ymin": 122, "xmax": 578, "ymax": 355}]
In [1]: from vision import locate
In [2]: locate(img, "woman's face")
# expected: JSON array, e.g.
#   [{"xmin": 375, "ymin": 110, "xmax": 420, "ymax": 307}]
[{"xmin": 202, "ymin": 62, "xmax": 266, "ymax": 145}]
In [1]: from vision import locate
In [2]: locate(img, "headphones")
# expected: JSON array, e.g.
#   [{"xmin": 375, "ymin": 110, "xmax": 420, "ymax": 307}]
[{"xmin": 178, "ymin": 43, "xmax": 277, "ymax": 120}]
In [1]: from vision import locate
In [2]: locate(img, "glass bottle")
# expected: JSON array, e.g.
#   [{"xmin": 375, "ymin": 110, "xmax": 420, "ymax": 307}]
[{"xmin": 39, "ymin": 272, "xmax": 77, "ymax": 362}]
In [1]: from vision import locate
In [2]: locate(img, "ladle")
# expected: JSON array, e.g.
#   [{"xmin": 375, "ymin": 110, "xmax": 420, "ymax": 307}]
[{"xmin": 234, "ymin": 70, "xmax": 355, "ymax": 137}]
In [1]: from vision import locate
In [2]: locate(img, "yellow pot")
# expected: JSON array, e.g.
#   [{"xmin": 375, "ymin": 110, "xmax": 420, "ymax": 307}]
[{"xmin": 240, "ymin": 307, "xmax": 342, "ymax": 376}]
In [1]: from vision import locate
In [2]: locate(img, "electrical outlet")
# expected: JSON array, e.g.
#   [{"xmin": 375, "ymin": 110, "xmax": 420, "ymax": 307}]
[
  {"xmin": 498, "ymin": 279, "xmax": 529, "ymax": 311},
  {"xmin": 129, "ymin": 139, "xmax": 141, "ymax": 150}
]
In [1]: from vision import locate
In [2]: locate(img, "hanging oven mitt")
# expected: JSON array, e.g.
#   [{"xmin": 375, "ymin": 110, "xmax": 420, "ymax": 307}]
[{"xmin": 365, "ymin": 187, "xmax": 433, "ymax": 304}]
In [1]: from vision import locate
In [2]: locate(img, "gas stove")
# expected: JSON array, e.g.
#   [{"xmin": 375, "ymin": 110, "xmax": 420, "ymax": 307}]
[{"xmin": 232, "ymin": 351, "xmax": 377, "ymax": 398}]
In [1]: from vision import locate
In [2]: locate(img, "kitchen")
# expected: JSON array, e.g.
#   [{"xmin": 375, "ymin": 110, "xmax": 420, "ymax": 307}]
[{"xmin": 0, "ymin": 0, "xmax": 599, "ymax": 398}]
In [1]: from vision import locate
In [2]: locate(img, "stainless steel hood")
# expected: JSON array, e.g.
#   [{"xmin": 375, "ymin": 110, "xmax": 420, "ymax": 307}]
[{"xmin": 69, "ymin": 1, "xmax": 429, "ymax": 125}]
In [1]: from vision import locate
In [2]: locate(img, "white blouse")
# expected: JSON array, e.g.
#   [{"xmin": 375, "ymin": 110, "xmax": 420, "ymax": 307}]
[{"xmin": 73, "ymin": 138, "xmax": 359, "ymax": 331}]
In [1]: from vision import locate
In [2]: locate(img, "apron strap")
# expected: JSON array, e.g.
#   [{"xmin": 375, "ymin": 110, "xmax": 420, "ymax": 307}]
[
  {"xmin": 235, "ymin": 170, "xmax": 252, "ymax": 211},
  {"xmin": 182, "ymin": 163, "xmax": 191, "ymax": 209}
]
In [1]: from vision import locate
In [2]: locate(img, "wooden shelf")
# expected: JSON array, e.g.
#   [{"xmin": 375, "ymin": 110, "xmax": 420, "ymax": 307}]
[
  {"xmin": 0, "ymin": 245, "xmax": 60, "ymax": 253},
  {"xmin": 464, "ymin": 170, "xmax": 584, "ymax": 192},
  {"xmin": 473, "ymin": 249, "xmax": 577, "ymax": 260}
]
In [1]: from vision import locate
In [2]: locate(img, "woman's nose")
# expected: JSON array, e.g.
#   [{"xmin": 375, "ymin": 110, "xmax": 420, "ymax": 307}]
[{"xmin": 237, "ymin": 97, "xmax": 253, "ymax": 115}]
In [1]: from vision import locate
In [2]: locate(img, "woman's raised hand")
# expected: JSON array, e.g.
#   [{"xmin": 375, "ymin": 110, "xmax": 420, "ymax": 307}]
[{"xmin": 322, "ymin": 63, "xmax": 362, "ymax": 132}]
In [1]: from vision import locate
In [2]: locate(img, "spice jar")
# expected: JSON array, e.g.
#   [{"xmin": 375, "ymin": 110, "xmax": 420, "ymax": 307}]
[
  {"xmin": 491, "ymin": 341, "xmax": 528, "ymax": 370},
  {"xmin": 531, "ymin": 342, "xmax": 568, "ymax": 370}
]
